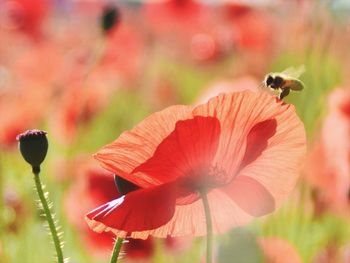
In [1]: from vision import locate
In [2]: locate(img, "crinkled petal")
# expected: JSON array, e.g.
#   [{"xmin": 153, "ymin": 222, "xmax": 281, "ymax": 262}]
[
  {"xmin": 193, "ymin": 91, "xmax": 306, "ymax": 212},
  {"xmin": 86, "ymin": 182, "xmax": 179, "ymax": 233},
  {"xmin": 239, "ymin": 119, "xmax": 277, "ymax": 169},
  {"xmin": 223, "ymin": 96, "xmax": 305, "ymax": 211},
  {"xmin": 87, "ymin": 189, "xmax": 253, "ymax": 239},
  {"xmin": 222, "ymin": 176, "xmax": 275, "ymax": 217},
  {"xmin": 193, "ymin": 91, "xmax": 292, "ymax": 176},
  {"xmin": 94, "ymin": 105, "xmax": 193, "ymax": 187},
  {"xmin": 133, "ymin": 116, "xmax": 221, "ymax": 184}
]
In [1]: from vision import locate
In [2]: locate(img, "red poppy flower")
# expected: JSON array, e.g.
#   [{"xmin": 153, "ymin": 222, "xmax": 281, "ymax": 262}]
[
  {"xmin": 305, "ymin": 88, "xmax": 350, "ymax": 213},
  {"xmin": 142, "ymin": 0, "xmax": 218, "ymax": 63},
  {"xmin": 64, "ymin": 162, "xmax": 119, "ymax": 258},
  {"xmin": 222, "ymin": 4, "xmax": 274, "ymax": 53},
  {"xmin": 65, "ymin": 158, "xmax": 183, "ymax": 260},
  {"xmin": 222, "ymin": 3, "xmax": 252, "ymax": 19},
  {"xmin": 86, "ymin": 91, "xmax": 306, "ymax": 239},
  {"xmin": 0, "ymin": 0, "xmax": 50, "ymax": 38},
  {"xmin": 143, "ymin": 0, "xmax": 209, "ymax": 36}
]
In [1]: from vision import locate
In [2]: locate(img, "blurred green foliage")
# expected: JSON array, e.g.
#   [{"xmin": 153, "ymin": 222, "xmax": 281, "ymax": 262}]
[{"xmin": 273, "ymin": 51, "xmax": 342, "ymax": 138}]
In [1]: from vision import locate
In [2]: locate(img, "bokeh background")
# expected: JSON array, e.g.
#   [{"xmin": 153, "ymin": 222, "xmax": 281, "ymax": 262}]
[{"xmin": 1, "ymin": 0, "xmax": 350, "ymax": 262}]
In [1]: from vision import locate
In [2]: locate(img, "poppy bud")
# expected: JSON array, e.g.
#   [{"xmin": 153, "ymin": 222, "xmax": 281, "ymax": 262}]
[
  {"xmin": 101, "ymin": 5, "xmax": 120, "ymax": 34},
  {"xmin": 114, "ymin": 175, "xmax": 139, "ymax": 195},
  {"xmin": 17, "ymin": 129, "xmax": 48, "ymax": 173}
]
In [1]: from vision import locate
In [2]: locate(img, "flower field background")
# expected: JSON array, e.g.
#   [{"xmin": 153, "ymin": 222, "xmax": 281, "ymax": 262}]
[{"xmin": 1, "ymin": 0, "xmax": 350, "ymax": 262}]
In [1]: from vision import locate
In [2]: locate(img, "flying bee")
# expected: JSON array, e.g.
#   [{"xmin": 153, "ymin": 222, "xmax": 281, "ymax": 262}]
[{"xmin": 261, "ymin": 66, "xmax": 305, "ymax": 99}]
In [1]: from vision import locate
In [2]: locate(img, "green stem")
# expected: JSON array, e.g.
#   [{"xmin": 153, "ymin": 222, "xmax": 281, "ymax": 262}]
[
  {"xmin": 110, "ymin": 238, "xmax": 124, "ymax": 263},
  {"xmin": 200, "ymin": 190, "xmax": 213, "ymax": 263},
  {"xmin": 33, "ymin": 169, "xmax": 64, "ymax": 263}
]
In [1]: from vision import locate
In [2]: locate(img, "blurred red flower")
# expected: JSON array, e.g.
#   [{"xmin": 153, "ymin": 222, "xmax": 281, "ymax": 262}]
[
  {"xmin": 258, "ymin": 237, "xmax": 302, "ymax": 263},
  {"xmin": 231, "ymin": 10, "xmax": 273, "ymax": 52},
  {"xmin": 190, "ymin": 32, "xmax": 220, "ymax": 62},
  {"xmin": 0, "ymin": 102, "xmax": 35, "ymax": 147},
  {"xmin": 195, "ymin": 76, "xmax": 259, "ymax": 105},
  {"xmin": 103, "ymin": 23, "xmax": 145, "ymax": 83},
  {"xmin": 142, "ymin": 0, "xmax": 221, "ymax": 63},
  {"xmin": 0, "ymin": 88, "xmax": 49, "ymax": 148},
  {"xmin": 220, "ymin": 3, "xmax": 274, "ymax": 52},
  {"xmin": 305, "ymin": 88, "xmax": 350, "ymax": 213},
  {"xmin": 312, "ymin": 242, "xmax": 349, "ymax": 263},
  {"xmin": 64, "ymin": 162, "xmax": 118, "ymax": 258},
  {"xmin": 0, "ymin": 0, "xmax": 50, "ymax": 38},
  {"xmin": 86, "ymin": 91, "xmax": 306, "ymax": 239},
  {"xmin": 50, "ymin": 83, "xmax": 111, "ymax": 143},
  {"xmin": 222, "ymin": 3, "xmax": 251, "ymax": 19},
  {"xmin": 143, "ymin": 0, "xmax": 209, "ymax": 36},
  {"xmin": 65, "ymin": 158, "xmax": 185, "ymax": 260}
]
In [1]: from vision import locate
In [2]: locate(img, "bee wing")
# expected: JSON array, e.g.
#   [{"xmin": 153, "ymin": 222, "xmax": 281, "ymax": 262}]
[
  {"xmin": 281, "ymin": 65, "xmax": 305, "ymax": 78},
  {"xmin": 289, "ymin": 78, "xmax": 305, "ymax": 91}
]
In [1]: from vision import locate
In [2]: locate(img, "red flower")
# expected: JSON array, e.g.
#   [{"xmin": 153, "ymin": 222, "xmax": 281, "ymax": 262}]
[
  {"xmin": 142, "ymin": 0, "xmax": 218, "ymax": 63},
  {"xmin": 64, "ymin": 162, "xmax": 119, "ymax": 259},
  {"xmin": 221, "ymin": 4, "xmax": 274, "ymax": 52},
  {"xmin": 305, "ymin": 88, "xmax": 350, "ymax": 213},
  {"xmin": 65, "ymin": 159, "xmax": 181, "ymax": 260},
  {"xmin": 1, "ymin": 0, "xmax": 50, "ymax": 38},
  {"xmin": 86, "ymin": 91, "xmax": 306, "ymax": 239},
  {"xmin": 143, "ymin": 0, "xmax": 209, "ymax": 36}
]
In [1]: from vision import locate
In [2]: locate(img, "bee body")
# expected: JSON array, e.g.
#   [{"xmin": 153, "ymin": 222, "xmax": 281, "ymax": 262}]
[{"xmin": 262, "ymin": 69, "xmax": 305, "ymax": 99}]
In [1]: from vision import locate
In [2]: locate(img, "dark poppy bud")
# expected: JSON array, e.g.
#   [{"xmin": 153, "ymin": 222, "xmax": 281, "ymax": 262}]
[
  {"xmin": 17, "ymin": 129, "xmax": 48, "ymax": 173},
  {"xmin": 101, "ymin": 5, "xmax": 120, "ymax": 34},
  {"xmin": 114, "ymin": 175, "xmax": 139, "ymax": 195}
]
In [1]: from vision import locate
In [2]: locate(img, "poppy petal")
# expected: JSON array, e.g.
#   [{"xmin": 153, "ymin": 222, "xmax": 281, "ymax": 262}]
[
  {"xmin": 194, "ymin": 91, "xmax": 306, "ymax": 210},
  {"xmin": 193, "ymin": 91, "xmax": 291, "ymax": 176},
  {"xmin": 240, "ymin": 119, "xmax": 277, "ymax": 169},
  {"xmin": 86, "ymin": 189, "xmax": 253, "ymax": 239},
  {"xmin": 86, "ymin": 182, "xmax": 179, "ymax": 233},
  {"xmin": 149, "ymin": 189, "xmax": 253, "ymax": 237},
  {"xmin": 94, "ymin": 105, "xmax": 193, "ymax": 187},
  {"xmin": 221, "ymin": 176, "xmax": 275, "ymax": 217},
  {"xmin": 235, "ymin": 105, "xmax": 305, "ymax": 208},
  {"xmin": 133, "ymin": 116, "xmax": 221, "ymax": 184}
]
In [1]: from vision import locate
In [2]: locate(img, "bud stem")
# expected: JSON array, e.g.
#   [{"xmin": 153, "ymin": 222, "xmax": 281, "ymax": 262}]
[
  {"xmin": 110, "ymin": 237, "xmax": 124, "ymax": 263},
  {"xmin": 200, "ymin": 190, "xmax": 213, "ymax": 263},
  {"xmin": 32, "ymin": 166, "xmax": 40, "ymax": 174},
  {"xmin": 33, "ymin": 170, "xmax": 64, "ymax": 263}
]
